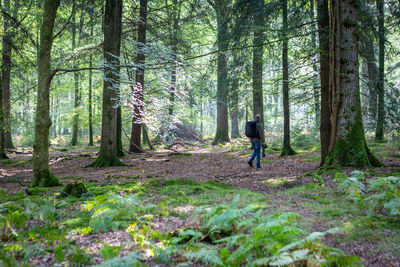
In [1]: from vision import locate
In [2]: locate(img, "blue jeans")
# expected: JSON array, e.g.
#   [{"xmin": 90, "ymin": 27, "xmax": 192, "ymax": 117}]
[{"xmin": 249, "ymin": 141, "xmax": 261, "ymax": 168}]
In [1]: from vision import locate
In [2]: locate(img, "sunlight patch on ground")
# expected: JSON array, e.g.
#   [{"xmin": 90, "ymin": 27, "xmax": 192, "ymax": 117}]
[
  {"xmin": 173, "ymin": 205, "xmax": 195, "ymax": 213},
  {"xmin": 261, "ymin": 176, "xmax": 297, "ymax": 187}
]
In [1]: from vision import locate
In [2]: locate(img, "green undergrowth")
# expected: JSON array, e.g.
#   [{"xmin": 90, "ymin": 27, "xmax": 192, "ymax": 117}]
[
  {"xmin": 0, "ymin": 177, "xmax": 364, "ymax": 266},
  {"xmin": 0, "ymin": 158, "xmax": 32, "ymax": 167},
  {"xmin": 279, "ymin": 172, "xmax": 400, "ymax": 259}
]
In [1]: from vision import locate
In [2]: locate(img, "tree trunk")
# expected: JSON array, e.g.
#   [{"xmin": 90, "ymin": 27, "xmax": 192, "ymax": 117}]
[
  {"xmin": 129, "ymin": 0, "xmax": 147, "ymax": 153},
  {"xmin": 310, "ymin": 0, "xmax": 320, "ymax": 131},
  {"xmin": 252, "ymin": 0, "xmax": 264, "ymax": 126},
  {"xmin": 200, "ymin": 91, "xmax": 203, "ymax": 139},
  {"xmin": 317, "ymin": 0, "xmax": 331, "ymax": 165},
  {"xmin": 1, "ymin": 0, "xmax": 14, "ymax": 149},
  {"xmin": 281, "ymin": 0, "xmax": 296, "ymax": 156},
  {"xmin": 168, "ymin": 0, "xmax": 181, "ymax": 116},
  {"xmin": 366, "ymin": 41, "xmax": 378, "ymax": 124},
  {"xmin": 361, "ymin": 57, "xmax": 369, "ymax": 120},
  {"xmin": 117, "ymin": 106, "xmax": 124, "ymax": 156},
  {"xmin": 32, "ymin": 0, "xmax": 61, "ymax": 186},
  {"xmin": 0, "ymin": 71, "xmax": 6, "ymax": 159},
  {"xmin": 88, "ymin": 0, "xmax": 94, "ymax": 146},
  {"xmin": 326, "ymin": 0, "xmax": 383, "ymax": 167},
  {"xmin": 375, "ymin": 0, "xmax": 384, "ymax": 141},
  {"xmin": 230, "ymin": 50, "xmax": 240, "ymax": 138},
  {"xmin": 70, "ymin": 0, "xmax": 79, "ymax": 146},
  {"xmin": 213, "ymin": 0, "xmax": 231, "ymax": 143},
  {"xmin": 87, "ymin": 0, "xmax": 124, "ymax": 167}
]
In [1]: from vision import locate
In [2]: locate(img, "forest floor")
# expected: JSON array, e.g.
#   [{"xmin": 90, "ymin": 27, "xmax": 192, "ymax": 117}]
[{"xmin": 1, "ymin": 139, "xmax": 400, "ymax": 266}]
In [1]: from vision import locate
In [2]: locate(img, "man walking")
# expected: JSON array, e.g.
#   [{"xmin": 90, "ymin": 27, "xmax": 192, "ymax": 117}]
[{"xmin": 247, "ymin": 114, "xmax": 265, "ymax": 168}]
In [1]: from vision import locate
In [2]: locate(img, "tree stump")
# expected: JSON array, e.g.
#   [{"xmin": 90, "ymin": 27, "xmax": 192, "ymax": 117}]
[{"xmin": 60, "ymin": 182, "xmax": 88, "ymax": 198}]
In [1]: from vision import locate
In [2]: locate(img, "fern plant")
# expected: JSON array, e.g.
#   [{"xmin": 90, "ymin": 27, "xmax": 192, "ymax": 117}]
[
  {"xmin": 82, "ymin": 193, "xmax": 141, "ymax": 233},
  {"xmin": 365, "ymin": 176, "xmax": 400, "ymax": 217},
  {"xmin": 335, "ymin": 171, "xmax": 366, "ymax": 202},
  {"xmin": 94, "ymin": 251, "xmax": 143, "ymax": 267},
  {"xmin": 170, "ymin": 197, "xmax": 359, "ymax": 266}
]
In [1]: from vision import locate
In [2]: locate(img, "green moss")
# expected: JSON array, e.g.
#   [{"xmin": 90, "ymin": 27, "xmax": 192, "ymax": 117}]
[
  {"xmin": 169, "ymin": 153, "xmax": 192, "ymax": 158},
  {"xmin": 86, "ymin": 153, "xmax": 126, "ymax": 168},
  {"xmin": 60, "ymin": 176, "xmax": 83, "ymax": 180},
  {"xmin": 280, "ymin": 142, "xmax": 297, "ymax": 156},
  {"xmin": 1, "ymin": 159, "xmax": 32, "ymax": 166},
  {"xmin": 325, "ymin": 111, "xmax": 383, "ymax": 168},
  {"xmin": 59, "ymin": 182, "xmax": 88, "ymax": 198},
  {"xmin": 32, "ymin": 169, "xmax": 62, "ymax": 187},
  {"xmin": 213, "ymin": 129, "xmax": 230, "ymax": 143}
]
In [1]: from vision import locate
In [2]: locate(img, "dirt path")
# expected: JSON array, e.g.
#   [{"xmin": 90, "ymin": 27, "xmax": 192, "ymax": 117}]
[{"xmin": 0, "ymin": 146, "xmax": 319, "ymax": 193}]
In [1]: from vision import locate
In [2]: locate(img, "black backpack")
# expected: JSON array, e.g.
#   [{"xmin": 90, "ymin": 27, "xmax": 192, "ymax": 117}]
[{"xmin": 245, "ymin": 120, "xmax": 260, "ymax": 138}]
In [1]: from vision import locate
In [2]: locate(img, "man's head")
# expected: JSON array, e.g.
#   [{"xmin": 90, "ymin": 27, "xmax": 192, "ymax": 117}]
[{"xmin": 255, "ymin": 114, "xmax": 261, "ymax": 121}]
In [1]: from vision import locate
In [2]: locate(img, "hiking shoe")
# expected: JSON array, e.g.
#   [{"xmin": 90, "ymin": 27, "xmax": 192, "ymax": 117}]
[
  {"xmin": 256, "ymin": 166, "xmax": 262, "ymax": 169},
  {"xmin": 248, "ymin": 161, "xmax": 253, "ymax": 167}
]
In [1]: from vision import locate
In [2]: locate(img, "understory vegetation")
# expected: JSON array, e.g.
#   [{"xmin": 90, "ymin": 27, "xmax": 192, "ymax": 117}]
[{"xmin": 1, "ymin": 140, "xmax": 399, "ymax": 266}]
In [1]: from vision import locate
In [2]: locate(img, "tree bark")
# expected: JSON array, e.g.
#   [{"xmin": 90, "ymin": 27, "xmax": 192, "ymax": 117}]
[
  {"xmin": 252, "ymin": 0, "xmax": 264, "ymax": 126},
  {"xmin": 1, "ymin": 0, "xmax": 15, "ymax": 149},
  {"xmin": 212, "ymin": 0, "xmax": 231, "ymax": 143},
  {"xmin": 87, "ymin": 0, "xmax": 124, "ymax": 167},
  {"xmin": 326, "ymin": 0, "xmax": 383, "ymax": 167},
  {"xmin": 310, "ymin": 0, "xmax": 320, "ymax": 131},
  {"xmin": 129, "ymin": 0, "xmax": 148, "ymax": 153},
  {"xmin": 317, "ymin": 0, "xmax": 330, "ymax": 165},
  {"xmin": 168, "ymin": 0, "xmax": 181, "ymax": 116},
  {"xmin": 375, "ymin": 0, "xmax": 384, "ymax": 141},
  {"xmin": 230, "ymin": 51, "xmax": 240, "ymax": 139},
  {"xmin": 366, "ymin": 43, "xmax": 377, "ymax": 124},
  {"xmin": 32, "ymin": 0, "xmax": 61, "ymax": 186},
  {"xmin": 70, "ymin": 0, "xmax": 79, "ymax": 146},
  {"xmin": 88, "ymin": 0, "xmax": 95, "ymax": 146},
  {"xmin": 281, "ymin": 0, "xmax": 296, "ymax": 156},
  {"xmin": 0, "ymin": 71, "xmax": 6, "ymax": 159}
]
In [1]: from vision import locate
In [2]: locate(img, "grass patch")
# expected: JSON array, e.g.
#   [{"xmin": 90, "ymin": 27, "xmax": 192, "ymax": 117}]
[
  {"xmin": 304, "ymin": 155, "xmax": 321, "ymax": 162},
  {"xmin": 60, "ymin": 176, "xmax": 83, "ymax": 180},
  {"xmin": 199, "ymin": 154, "xmax": 208, "ymax": 160},
  {"xmin": 169, "ymin": 153, "xmax": 193, "ymax": 158},
  {"xmin": 282, "ymin": 183, "xmax": 329, "ymax": 198},
  {"xmin": 262, "ymin": 178, "xmax": 289, "ymax": 187},
  {"xmin": 1, "ymin": 159, "xmax": 32, "ymax": 166}
]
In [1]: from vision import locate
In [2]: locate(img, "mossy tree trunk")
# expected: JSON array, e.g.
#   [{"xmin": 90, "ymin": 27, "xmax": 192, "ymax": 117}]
[
  {"xmin": 208, "ymin": 0, "xmax": 231, "ymax": 143},
  {"xmin": 281, "ymin": 0, "xmax": 296, "ymax": 156},
  {"xmin": 32, "ymin": 0, "xmax": 61, "ymax": 186},
  {"xmin": 252, "ymin": 0, "xmax": 264, "ymax": 126},
  {"xmin": 130, "ymin": 0, "xmax": 147, "ymax": 153},
  {"xmin": 317, "ymin": 0, "xmax": 330, "ymax": 165},
  {"xmin": 1, "ymin": 0, "xmax": 15, "ymax": 149},
  {"xmin": 325, "ymin": 0, "xmax": 383, "ymax": 168},
  {"xmin": 88, "ymin": 0, "xmax": 124, "ymax": 167},
  {"xmin": 375, "ymin": 0, "xmax": 385, "ymax": 141}
]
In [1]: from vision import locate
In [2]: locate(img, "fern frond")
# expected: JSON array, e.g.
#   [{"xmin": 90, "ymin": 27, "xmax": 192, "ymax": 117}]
[
  {"xmin": 184, "ymin": 247, "xmax": 223, "ymax": 266},
  {"xmin": 94, "ymin": 251, "xmax": 143, "ymax": 267},
  {"xmin": 277, "ymin": 227, "xmax": 341, "ymax": 253}
]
